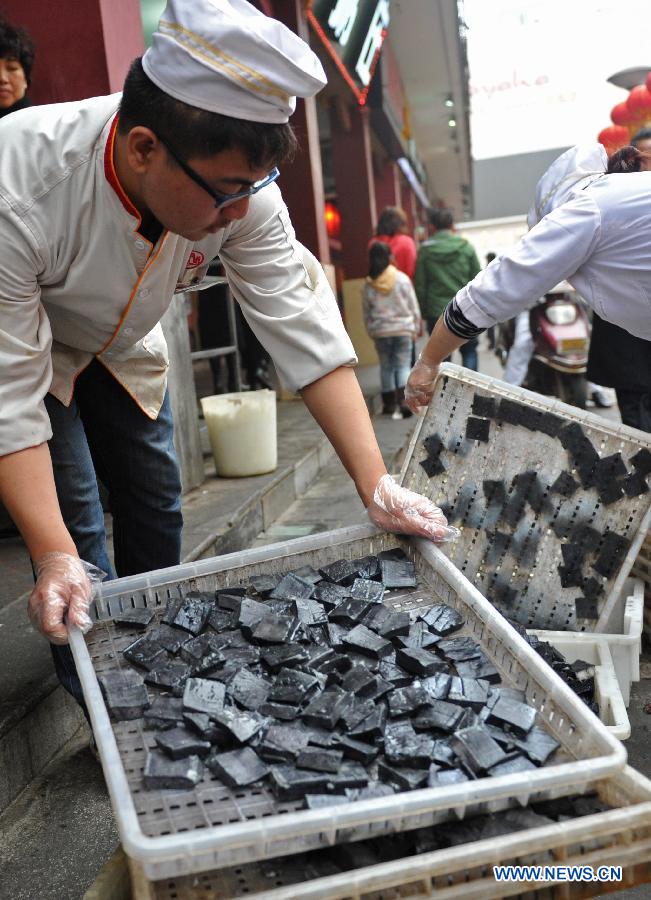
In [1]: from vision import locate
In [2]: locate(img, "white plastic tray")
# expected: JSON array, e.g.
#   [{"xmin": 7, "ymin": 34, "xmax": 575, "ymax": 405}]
[
  {"xmin": 70, "ymin": 524, "xmax": 627, "ymax": 881},
  {"xmin": 530, "ymin": 577, "xmax": 643, "ymax": 707},
  {"xmin": 399, "ymin": 364, "xmax": 651, "ymax": 633},
  {"xmin": 631, "ymin": 532, "xmax": 651, "ymax": 639},
  {"xmin": 152, "ymin": 766, "xmax": 651, "ymax": 899},
  {"xmin": 527, "ymin": 631, "xmax": 630, "ymax": 740}
]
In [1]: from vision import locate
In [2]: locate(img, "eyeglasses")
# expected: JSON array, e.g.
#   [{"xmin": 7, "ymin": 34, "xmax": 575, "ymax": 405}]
[{"xmin": 157, "ymin": 135, "xmax": 279, "ymax": 209}]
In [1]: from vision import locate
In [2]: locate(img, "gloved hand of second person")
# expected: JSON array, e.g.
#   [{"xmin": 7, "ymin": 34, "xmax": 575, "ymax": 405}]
[
  {"xmin": 404, "ymin": 354, "xmax": 439, "ymax": 414},
  {"xmin": 28, "ymin": 552, "xmax": 102, "ymax": 645},
  {"xmin": 368, "ymin": 474, "xmax": 460, "ymax": 542}
]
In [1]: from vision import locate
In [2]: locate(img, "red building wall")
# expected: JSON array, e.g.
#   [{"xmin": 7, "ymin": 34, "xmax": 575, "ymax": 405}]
[{"xmin": 1, "ymin": 0, "xmax": 144, "ymax": 104}]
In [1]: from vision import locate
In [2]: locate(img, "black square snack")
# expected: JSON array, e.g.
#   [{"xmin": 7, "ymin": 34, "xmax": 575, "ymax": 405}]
[
  {"xmin": 155, "ymin": 727, "xmax": 211, "ymax": 760},
  {"xmin": 269, "ymin": 573, "xmax": 315, "ymax": 602},
  {"xmin": 630, "ymin": 448, "xmax": 651, "ymax": 476},
  {"xmin": 452, "ymin": 726, "xmax": 509, "ymax": 774},
  {"xmin": 215, "ymin": 590, "xmax": 245, "ymax": 613},
  {"xmin": 172, "ymin": 592, "xmax": 212, "ymax": 636},
  {"xmin": 296, "ymin": 748, "xmax": 343, "ymax": 774},
  {"xmin": 319, "ymin": 558, "xmax": 361, "ymax": 585},
  {"xmin": 328, "ymin": 597, "xmax": 373, "ymax": 627},
  {"xmin": 313, "ymin": 582, "xmax": 351, "ymax": 610},
  {"xmin": 599, "ymin": 481, "xmax": 625, "ymax": 506},
  {"xmin": 572, "ymin": 524, "xmax": 601, "ymax": 554},
  {"xmin": 423, "ymin": 433, "xmax": 445, "ymax": 458},
  {"xmin": 144, "ymin": 659, "xmax": 191, "ymax": 693},
  {"xmin": 248, "ymin": 574, "xmax": 282, "ymax": 596},
  {"xmin": 122, "ymin": 635, "xmax": 167, "ymax": 671},
  {"xmin": 420, "ymin": 455, "xmax": 446, "ymax": 478},
  {"xmin": 550, "ymin": 471, "xmax": 579, "ymax": 497},
  {"xmin": 484, "ymin": 530, "xmax": 512, "ymax": 566},
  {"xmin": 99, "ymin": 671, "xmax": 150, "ymax": 721},
  {"xmin": 581, "ymin": 577, "xmax": 603, "ymax": 601},
  {"xmin": 227, "ymin": 670, "xmax": 271, "ymax": 711},
  {"xmin": 143, "ymin": 751, "xmax": 203, "ymax": 790},
  {"xmin": 471, "ymin": 394, "xmax": 497, "ymax": 418},
  {"xmin": 396, "ymin": 647, "xmax": 447, "ymax": 676},
  {"xmin": 518, "ymin": 405, "xmax": 542, "ymax": 432},
  {"xmin": 593, "ymin": 453, "xmax": 627, "ymax": 486},
  {"xmin": 512, "ymin": 470, "xmax": 549, "ymax": 514},
  {"xmin": 575, "ymin": 597, "xmax": 599, "ymax": 619},
  {"xmin": 342, "ymin": 624, "xmax": 393, "ymax": 659},
  {"xmin": 623, "ymin": 472, "xmax": 650, "ymax": 498},
  {"xmin": 183, "ymin": 678, "xmax": 226, "ymax": 717},
  {"xmin": 419, "ymin": 603, "xmax": 463, "ymax": 636},
  {"xmin": 350, "ymin": 578, "xmax": 385, "ymax": 603},
  {"xmin": 289, "ymin": 564, "xmax": 323, "ymax": 585},
  {"xmin": 465, "ymin": 417, "xmax": 490, "ymax": 442},
  {"xmin": 207, "ymin": 747, "xmax": 269, "ymax": 787},
  {"xmin": 537, "ymin": 411, "xmax": 564, "ymax": 438},
  {"xmin": 557, "ymin": 565, "xmax": 584, "ymax": 589},
  {"xmin": 490, "ymin": 578, "xmax": 518, "ymax": 607},
  {"xmin": 483, "ymin": 479, "xmax": 507, "ymax": 507},
  {"xmin": 497, "ymin": 398, "xmax": 524, "ymax": 426},
  {"xmin": 379, "ymin": 558, "xmax": 417, "ymax": 588},
  {"xmin": 112, "ymin": 608, "xmax": 155, "ymax": 630},
  {"xmin": 592, "ymin": 531, "xmax": 630, "ymax": 578}
]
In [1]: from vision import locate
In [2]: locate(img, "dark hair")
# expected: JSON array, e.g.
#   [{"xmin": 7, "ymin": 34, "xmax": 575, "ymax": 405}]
[
  {"xmin": 486, "ymin": 252, "xmax": 496, "ymax": 263},
  {"xmin": 606, "ymin": 145, "xmax": 651, "ymax": 174},
  {"xmin": 368, "ymin": 241, "xmax": 392, "ymax": 279},
  {"xmin": 0, "ymin": 12, "xmax": 35, "ymax": 85},
  {"xmin": 631, "ymin": 127, "xmax": 651, "ymax": 145},
  {"xmin": 376, "ymin": 206, "xmax": 406, "ymax": 236},
  {"xmin": 428, "ymin": 207, "xmax": 454, "ymax": 230},
  {"xmin": 118, "ymin": 57, "xmax": 297, "ymax": 169}
]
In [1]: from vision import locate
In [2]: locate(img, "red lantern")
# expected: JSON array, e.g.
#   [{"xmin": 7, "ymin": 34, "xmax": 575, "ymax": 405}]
[
  {"xmin": 598, "ymin": 125, "xmax": 630, "ymax": 156},
  {"xmin": 626, "ymin": 84, "xmax": 651, "ymax": 124},
  {"xmin": 647, "ymin": 71, "xmax": 651, "ymax": 94},
  {"xmin": 610, "ymin": 101, "xmax": 632, "ymax": 127},
  {"xmin": 324, "ymin": 201, "xmax": 341, "ymax": 240}
]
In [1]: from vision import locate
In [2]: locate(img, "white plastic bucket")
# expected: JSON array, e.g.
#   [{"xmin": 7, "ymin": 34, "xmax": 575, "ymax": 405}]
[{"xmin": 200, "ymin": 390, "xmax": 277, "ymax": 477}]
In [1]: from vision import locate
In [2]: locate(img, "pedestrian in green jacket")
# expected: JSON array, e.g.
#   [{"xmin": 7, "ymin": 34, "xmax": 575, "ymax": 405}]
[{"xmin": 415, "ymin": 208, "xmax": 481, "ymax": 370}]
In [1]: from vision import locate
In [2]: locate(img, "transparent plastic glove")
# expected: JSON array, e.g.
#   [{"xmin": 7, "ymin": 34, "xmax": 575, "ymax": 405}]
[
  {"xmin": 405, "ymin": 355, "xmax": 439, "ymax": 415},
  {"xmin": 28, "ymin": 552, "xmax": 105, "ymax": 645},
  {"xmin": 368, "ymin": 474, "xmax": 460, "ymax": 543}
]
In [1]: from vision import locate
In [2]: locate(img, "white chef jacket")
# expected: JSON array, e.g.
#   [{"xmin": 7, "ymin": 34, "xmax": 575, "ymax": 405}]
[
  {"xmin": 0, "ymin": 94, "xmax": 357, "ymax": 457},
  {"xmin": 455, "ymin": 171, "xmax": 651, "ymax": 342}
]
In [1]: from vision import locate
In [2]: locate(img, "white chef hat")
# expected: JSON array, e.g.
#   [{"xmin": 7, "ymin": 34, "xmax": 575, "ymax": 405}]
[
  {"xmin": 142, "ymin": 0, "xmax": 327, "ymax": 124},
  {"xmin": 527, "ymin": 143, "xmax": 608, "ymax": 229}
]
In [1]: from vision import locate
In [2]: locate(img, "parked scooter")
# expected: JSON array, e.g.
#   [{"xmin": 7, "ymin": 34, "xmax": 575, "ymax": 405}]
[{"xmin": 496, "ymin": 283, "xmax": 590, "ymax": 408}]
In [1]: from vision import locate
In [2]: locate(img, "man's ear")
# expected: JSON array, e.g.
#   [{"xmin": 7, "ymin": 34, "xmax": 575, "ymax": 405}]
[{"xmin": 125, "ymin": 127, "xmax": 161, "ymax": 175}]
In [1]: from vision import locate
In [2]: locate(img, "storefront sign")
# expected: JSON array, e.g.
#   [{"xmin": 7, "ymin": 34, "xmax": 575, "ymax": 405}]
[{"xmin": 308, "ymin": 0, "xmax": 390, "ymax": 103}]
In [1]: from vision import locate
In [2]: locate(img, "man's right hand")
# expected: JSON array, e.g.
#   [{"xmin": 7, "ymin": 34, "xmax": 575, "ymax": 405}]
[{"xmin": 28, "ymin": 552, "xmax": 93, "ymax": 644}]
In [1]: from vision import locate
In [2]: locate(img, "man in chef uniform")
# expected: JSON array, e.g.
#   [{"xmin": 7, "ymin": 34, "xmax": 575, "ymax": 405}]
[
  {"xmin": 406, "ymin": 141, "xmax": 651, "ymax": 411},
  {"xmin": 0, "ymin": 0, "xmax": 453, "ymax": 705}
]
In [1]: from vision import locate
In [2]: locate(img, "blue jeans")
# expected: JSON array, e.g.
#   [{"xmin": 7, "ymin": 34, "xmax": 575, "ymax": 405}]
[
  {"xmin": 374, "ymin": 335, "xmax": 413, "ymax": 392},
  {"xmin": 426, "ymin": 316, "xmax": 478, "ymax": 372},
  {"xmin": 44, "ymin": 360, "xmax": 183, "ymax": 706}
]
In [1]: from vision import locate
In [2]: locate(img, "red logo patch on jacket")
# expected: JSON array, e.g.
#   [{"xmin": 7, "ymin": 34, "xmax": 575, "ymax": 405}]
[{"xmin": 186, "ymin": 250, "xmax": 206, "ymax": 269}]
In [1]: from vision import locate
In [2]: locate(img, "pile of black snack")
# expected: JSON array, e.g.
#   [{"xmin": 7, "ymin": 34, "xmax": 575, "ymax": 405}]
[
  {"xmin": 98, "ymin": 548, "xmax": 560, "ymax": 800},
  {"xmin": 230, "ymin": 794, "xmax": 610, "ymax": 885},
  {"xmin": 420, "ymin": 390, "xmax": 651, "ymax": 622},
  {"xmin": 518, "ymin": 628, "xmax": 598, "ymax": 716}
]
